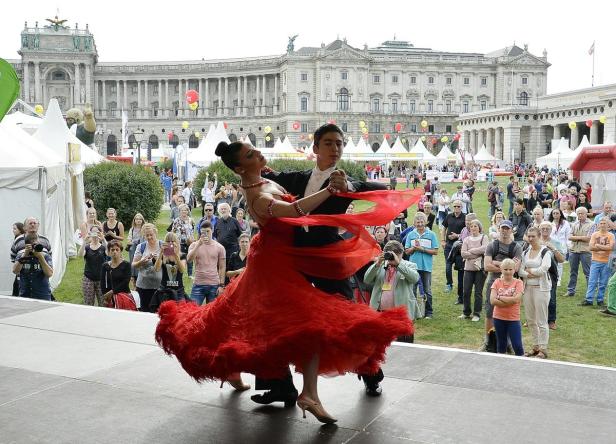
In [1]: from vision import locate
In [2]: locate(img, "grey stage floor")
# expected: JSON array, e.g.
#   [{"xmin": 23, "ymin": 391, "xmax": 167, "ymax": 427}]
[{"xmin": 1, "ymin": 295, "xmax": 614, "ymax": 444}]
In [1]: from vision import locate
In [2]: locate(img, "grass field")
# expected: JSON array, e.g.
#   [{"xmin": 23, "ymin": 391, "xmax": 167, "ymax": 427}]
[{"xmin": 53, "ymin": 177, "xmax": 616, "ymax": 368}]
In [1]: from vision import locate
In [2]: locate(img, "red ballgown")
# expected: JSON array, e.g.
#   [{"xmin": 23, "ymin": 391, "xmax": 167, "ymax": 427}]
[{"xmin": 156, "ymin": 189, "xmax": 423, "ymax": 382}]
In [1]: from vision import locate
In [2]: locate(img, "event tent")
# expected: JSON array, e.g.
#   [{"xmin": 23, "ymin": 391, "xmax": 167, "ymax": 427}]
[
  {"xmin": 409, "ymin": 138, "xmax": 438, "ymax": 161},
  {"xmin": 473, "ymin": 145, "xmax": 502, "ymax": 164},
  {"xmin": 188, "ymin": 121, "xmax": 229, "ymax": 167},
  {"xmin": 388, "ymin": 137, "xmax": 411, "ymax": 159},
  {"xmin": 536, "ymin": 137, "xmax": 576, "ymax": 169},
  {"xmin": 435, "ymin": 145, "xmax": 456, "ymax": 164},
  {"xmin": 0, "ymin": 120, "xmax": 69, "ymax": 294}
]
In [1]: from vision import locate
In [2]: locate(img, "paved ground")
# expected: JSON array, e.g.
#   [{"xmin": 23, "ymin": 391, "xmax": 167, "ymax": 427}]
[{"xmin": 1, "ymin": 295, "xmax": 614, "ymax": 444}]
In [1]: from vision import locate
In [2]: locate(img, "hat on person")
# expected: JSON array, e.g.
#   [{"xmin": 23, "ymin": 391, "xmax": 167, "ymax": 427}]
[{"xmin": 499, "ymin": 220, "xmax": 513, "ymax": 229}]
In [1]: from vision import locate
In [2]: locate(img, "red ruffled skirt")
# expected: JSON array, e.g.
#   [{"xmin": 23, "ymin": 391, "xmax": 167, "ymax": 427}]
[{"xmin": 156, "ymin": 189, "xmax": 422, "ymax": 381}]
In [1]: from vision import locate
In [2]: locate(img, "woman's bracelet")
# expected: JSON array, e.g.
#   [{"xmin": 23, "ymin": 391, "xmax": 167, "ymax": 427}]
[
  {"xmin": 267, "ymin": 199, "xmax": 275, "ymax": 217},
  {"xmin": 293, "ymin": 201, "xmax": 307, "ymax": 216}
]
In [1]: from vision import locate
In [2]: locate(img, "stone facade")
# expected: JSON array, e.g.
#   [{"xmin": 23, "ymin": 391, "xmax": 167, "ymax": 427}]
[
  {"xmin": 10, "ymin": 19, "xmax": 550, "ymax": 154},
  {"xmin": 458, "ymin": 84, "xmax": 616, "ymax": 164}
]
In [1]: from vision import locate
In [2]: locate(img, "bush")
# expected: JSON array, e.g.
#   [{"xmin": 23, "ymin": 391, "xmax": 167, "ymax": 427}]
[
  {"xmin": 157, "ymin": 158, "xmax": 173, "ymax": 172},
  {"xmin": 84, "ymin": 162, "xmax": 164, "ymax": 226},
  {"xmin": 193, "ymin": 161, "xmax": 239, "ymax": 201}
]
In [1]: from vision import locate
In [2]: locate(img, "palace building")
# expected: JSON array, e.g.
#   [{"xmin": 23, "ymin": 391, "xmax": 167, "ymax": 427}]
[{"xmin": 8, "ymin": 17, "xmax": 551, "ymax": 155}]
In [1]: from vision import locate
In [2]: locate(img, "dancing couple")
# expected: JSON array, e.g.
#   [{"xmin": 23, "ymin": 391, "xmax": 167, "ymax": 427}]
[{"xmin": 156, "ymin": 124, "xmax": 422, "ymax": 424}]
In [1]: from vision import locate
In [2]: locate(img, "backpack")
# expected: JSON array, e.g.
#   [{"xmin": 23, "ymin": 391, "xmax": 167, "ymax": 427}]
[
  {"xmin": 491, "ymin": 240, "xmax": 516, "ymax": 262},
  {"xmin": 139, "ymin": 240, "xmax": 163, "ymax": 255},
  {"xmin": 523, "ymin": 246, "xmax": 559, "ymax": 285},
  {"xmin": 488, "ymin": 190, "xmax": 496, "ymax": 203}
]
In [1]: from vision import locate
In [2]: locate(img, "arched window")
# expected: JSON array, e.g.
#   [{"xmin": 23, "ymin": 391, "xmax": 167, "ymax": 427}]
[
  {"xmin": 106, "ymin": 134, "xmax": 117, "ymax": 155},
  {"xmin": 338, "ymin": 88, "xmax": 349, "ymax": 111},
  {"xmin": 265, "ymin": 133, "xmax": 274, "ymax": 148},
  {"xmin": 371, "ymin": 142, "xmax": 380, "ymax": 152},
  {"xmin": 519, "ymin": 92, "xmax": 529, "ymax": 106},
  {"xmin": 228, "ymin": 133, "xmax": 237, "ymax": 142},
  {"xmin": 148, "ymin": 134, "xmax": 159, "ymax": 150},
  {"xmin": 189, "ymin": 134, "xmax": 199, "ymax": 148},
  {"xmin": 247, "ymin": 133, "xmax": 257, "ymax": 146},
  {"xmin": 128, "ymin": 134, "xmax": 136, "ymax": 148},
  {"xmin": 170, "ymin": 134, "xmax": 179, "ymax": 148}
]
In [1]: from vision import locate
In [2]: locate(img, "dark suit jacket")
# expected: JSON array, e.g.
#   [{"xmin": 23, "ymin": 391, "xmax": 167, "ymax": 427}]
[{"xmin": 263, "ymin": 169, "xmax": 386, "ymax": 247}]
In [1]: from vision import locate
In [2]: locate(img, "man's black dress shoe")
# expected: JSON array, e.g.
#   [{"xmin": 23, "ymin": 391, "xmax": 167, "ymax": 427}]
[
  {"xmin": 250, "ymin": 390, "xmax": 298, "ymax": 407},
  {"xmin": 364, "ymin": 382, "xmax": 382, "ymax": 397}
]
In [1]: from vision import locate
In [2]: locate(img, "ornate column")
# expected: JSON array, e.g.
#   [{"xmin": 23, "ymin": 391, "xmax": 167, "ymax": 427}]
[
  {"xmin": 198, "ymin": 78, "xmax": 203, "ymax": 115},
  {"xmin": 486, "ymin": 128, "xmax": 494, "ymax": 154},
  {"xmin": 204, "ymin": 78, "xmax": 209, "ymax": 117},
  {"xmin": 590, "ymin": 121, "xmax": 599, "ymax": 144},
  {"xmin": 165, "ymin": 79, "xmax": 170, "ymax": 118},
  {"xmin": 34, "ymin": 62, "xmax": 41, "ymax": 103},
  {"xmin": 262, "ymin": 75, "xmax": 267, "ymax": 114},
  {"xmin": 477, "ymin": 129, "xmax": 485, "ymax": 150},
  {"xmin": 143, "ymin": 80, "xmax": 149, "ymax": 119},
  {"xmin": 469, "ymin": 130, "xmax": 476, "ymax": 154},
  {"xmin": 74, "ymin": 63, "xmax": 81, "ymax": 105},
  {"xmin": 178, "ymin": 79, "xmax": 183, "ymax": 118},
  {"xmin": 553, "ymin": 124, "xmax": 561, "ymax": 140},
  {"xmin": 137, "ymin": 80, "xmax": 142, "ymax": 118},
  {"xmin": 123, "ymin": 79, "xmax": 128, "ymax": 110},
  {"xmin": 529, "ymin": 125, "xmax": 547, "ymax": 160},
  {"xmin": 255, "ymin": 75, "xmax": 260, "ymax": 116},
  {"xmin": 494, "ymin": 127, "xmax": 502, "ymax": 159},
  {"xmin": 217, "ymin": 77, "xmax": 222, "ymax": 117},
  {"xmin": 102, "ymin": 80, "xmax": 107, "ymax": 118},
  {"xmin": 461, "ymin": 130, "xmax": 469, "ymax": 152},
  {"xmin": 274, "ymin": 74, "xmax": 279, "ymax": 113},
  {"xmin": 85, "ymin": 64, "xmax": 91, "ymax": 103},
  {"xmin": 23, "ymin": 62, "xmax": 30, "ymax": 102},
  {"xmin": 236, "ymin": 77, "xmax": 241, "ymax": 116},
  {"xmin": 94, "ymin": 80, "xmax": 98, "ymax": 112},
  {"xmin": 115, "ymin": 80, "xmax": 120, "ymax": 114},
  {"xmin": 224, "ymin": 77, "xmax": 229, "ymax": 116},
  {"xmin": 243, "ymin": 76, "xmax": 248, "ymax": 116},
  {"xmin": 570, "ymin": 124, "xmax": 579, "ymax": 149},
  {"xmin": 158, "ymin": 80, "xmax": 162, "ymax": 118},
  {"xmin": 503, "ymin": 126, "xmax": 521, "ymax": 164}
]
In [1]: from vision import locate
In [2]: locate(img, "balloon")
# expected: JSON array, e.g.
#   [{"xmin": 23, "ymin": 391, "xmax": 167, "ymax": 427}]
[
  {"xmin": 292, "ymin": 121, "xmax": 300, "ymax": 130},
  {"xmin": 421, "ymin": 126, "xmax": 427, "ymax": 132},
  {"xmin": 421, "ymin": 136, "xmax": 426, "ymax": 142},
  {"xmin": 33, "ymin": 104, "xmax": 44, "ymax": 115},
  {"xmin": 264, "ymin": 125, "xmax": 272, "ymax": 133},
  {"xmin": 456, "ymin": 125, "xmax": 462, "ymax": 131},
  {"xmin": 359, "ymin": 120, "xmax": 366, "ymax": 128},
  {"xmin": 265, "ymin": 135, "xmax": 271, "ymax": 142},
  {"xmin": 420, "ymin": 120, "xmax": 428, "ymax": 128},
  {"xmin": 361, "ymin": 127, "xmax": 369, "ymax": 134},
  {"xmin": 363, "ymin": 133, "xmax": 369, "ymax": 139},
  {"xmin": 401, "ymin": 138, "xmax": 407, "ymax": 143},
  {"xmin": 194, "ymin": 131, "xmax": 201, "ymax": 139},
  {"xmin": 0, "ymin": 59, "xmax": 20, "ymax": 122},
  {"xmin": 453, "ymin": 134, "xmax": 461, "ymax": 141},
  {"xmin": 182, "ymin": 121, "xmax": 189, "ymax": 130},
  {"xmin": 308, "ymin": 134, "xmax": 314, "ymax": 140},
  {"xmin": 385, "ymin": 133, "xmax": 391, "ymax": 140},
  {"xmin": 441, "ymin": 136, "xmax": 449, "ymax": 143},
  {"xmin": 395, "ymin": 122, "xmax": 402, "ymax": 132},
  {"xmin": 585, "ymin": 119, "xmax": 593, "ymax": 128},
  {"xmin": 224, "ymin": 122, "xmax": 228, "ymax": 129},
  {"xmin": 300, "ymin": 135, "xmax": 305, "ymax": 140},
  {"xmin": 568, "ymin": 121, "xmax": 576, "ymax": 130},
  {"xmin": 327, "ymin": 119, "xmax": 336, "ymax": 125},
  {"xmin": 185, "ymin": 89, "xmax": 199, "ymax": 104},
  {"xmin": 167, "ymin": 132, "xmax": 174, "ymax": 141},
  {"xmin": 599, "ymin": 115, "xmax": 607, "ymax": 124},
  {"xmin": 188, "ymin": 102, "xmax": 198, "ymax": 111}
]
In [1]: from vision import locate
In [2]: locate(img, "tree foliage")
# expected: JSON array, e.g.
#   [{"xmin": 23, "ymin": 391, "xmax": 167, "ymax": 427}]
[{"xmin": 84, "ymin": 162, "xmax": 164, "ymax": 226}]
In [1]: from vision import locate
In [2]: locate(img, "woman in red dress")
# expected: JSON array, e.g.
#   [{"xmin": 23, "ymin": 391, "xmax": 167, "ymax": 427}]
[{"xmin": 156, "ymin": 141, "xmax": 420, "ymax": 424}]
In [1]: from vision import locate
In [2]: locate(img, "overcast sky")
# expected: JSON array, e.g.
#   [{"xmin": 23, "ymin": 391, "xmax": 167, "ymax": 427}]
[{"xmin": 2, "ymin": 0, "xmax": 614, "ymax": 95}]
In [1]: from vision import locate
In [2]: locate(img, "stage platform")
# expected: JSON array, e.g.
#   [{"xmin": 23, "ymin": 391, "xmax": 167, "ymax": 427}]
[{"xmin": 1, "ymin": 295, "xmax": 614, "ymax": 444}]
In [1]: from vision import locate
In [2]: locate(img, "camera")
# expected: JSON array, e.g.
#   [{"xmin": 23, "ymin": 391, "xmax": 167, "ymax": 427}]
[
  {"xmin": 383, "ymin": 251, "xmax": 395, "ymax": 261},
  {"xmin": 33, "ymin": 244, "xmax": 44, "ymax": 253}
]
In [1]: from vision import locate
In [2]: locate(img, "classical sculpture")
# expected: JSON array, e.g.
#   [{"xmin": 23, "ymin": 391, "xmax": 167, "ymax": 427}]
[
  {"xmin": 66, "ymin": 103, "xmax": 96, "ymax": 146},
  {"xmin": 21, "ymin": 34, "xmax": 28, "ymax": 49},
  {"xmin": 45, "ymin": 15, "xmax": 68, "ymax": 31},
  {"xmin": 33, "ymin": 34, "xmax": 40, "ymax": 49},
  {"xmin": 287, "ymin": 34, "xmax": 298, "ymax": 53},
  {"xmin": 73, "ymin": 35, "xmax": 81, "ymax": 50}
]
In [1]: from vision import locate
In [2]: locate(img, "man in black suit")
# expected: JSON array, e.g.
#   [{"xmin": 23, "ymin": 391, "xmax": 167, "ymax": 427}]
[{"xmin": 252, "ymin": 124, "xmax": 387, "ymax": 407}]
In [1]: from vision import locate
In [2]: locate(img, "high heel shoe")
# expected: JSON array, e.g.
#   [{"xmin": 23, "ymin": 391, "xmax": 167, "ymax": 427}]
[
  {"xmin": 297, "ymin": 397, "xmax": 337, "ymax": 424},
  {"xmin": 220, "ymin": 379, "xmax": 251, "ymax": 391}
]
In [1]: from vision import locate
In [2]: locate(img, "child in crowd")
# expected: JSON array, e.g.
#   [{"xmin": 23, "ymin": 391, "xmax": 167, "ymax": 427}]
[{"xmin": 490, "ymin": 258, "xmax": 525, "ymax": 356}]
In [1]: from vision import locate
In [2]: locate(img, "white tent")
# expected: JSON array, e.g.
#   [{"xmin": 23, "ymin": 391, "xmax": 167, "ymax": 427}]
[
  {"xmin": 0, "ymin": 120, "xmax": 69, "ymax": 294},
  {"xmin": 188, "ymin": 121, "xmax": 229, "ymax": 167},
  {"xmin": 268, "ymin": 135, "xmax": 304, "ymax": 159},
  {"xmin": 344, "ymin": 137, "xmax": 356, "ymax": 155},
  {"xmin": 3, "ymin": 111, "xmax": 43, "ymax": 132},
  {"xmin": 473, "ymin": 145, "xmax": 501, "ymax": 164},
  {"xmin": 388, "ymin": 137, "xmax": 411, "ymax": 159},
  {"xmin": 574, "ymin": 135, "xmax": 590, "ymax": 155},
  {"xmin": 346, "ymin": 137, "xmax": 378, "ymax": 161},
  {"xmin": 536, "ymin": 137, "xmax": 577, "ymax": 169},
  {"xmin": 409, "ymin": 138, "xmax": 438, "ymax": 161},
  {"xmin": 435, "ymin": 145, "xmax": 457, "ymax": 164}
]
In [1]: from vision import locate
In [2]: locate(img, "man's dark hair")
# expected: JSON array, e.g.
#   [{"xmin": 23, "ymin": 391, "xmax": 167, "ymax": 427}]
[
  {"xmin": 215, "ymin": 141, "xmax": 244, "ymax": 170},
  {"xmin": 200, "ymin": 221, "xmax": 213, "ymax": 231},
  {"xmin": 509, "ymin": 175, "xmax": 514, "ymax": 180},
  {"xmin": 313, "ymin": 124, "xmax": 344, "ymax": 146},
  {"xmin": 515, "ymin": 198, "xmax": 525, "ymax": 206},
  {"xmin": 107, "ymin": 240, "xmax": 124, "ymax": 252}
]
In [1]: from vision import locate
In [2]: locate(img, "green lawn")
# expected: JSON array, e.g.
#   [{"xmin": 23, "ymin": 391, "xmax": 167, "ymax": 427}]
[{"xmin": 54, "ymin": 177, "xmax": 616, "ymax": 368}]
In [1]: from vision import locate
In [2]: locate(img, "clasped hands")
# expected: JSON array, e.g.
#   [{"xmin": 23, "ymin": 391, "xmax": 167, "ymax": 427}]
[{"xmin": 328, "ymin": 170, "xmax": 348, "ymax": 193}]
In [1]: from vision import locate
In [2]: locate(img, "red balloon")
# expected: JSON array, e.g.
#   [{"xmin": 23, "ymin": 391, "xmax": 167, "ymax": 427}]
[
  {"xmin": 185, "ymin": 89, "xmax": 199, "ymax": 104},
  {"xmin": 385, "ymin": 133, "xmax": 391, "ymax": 140},
  {"xmin": 224, "ymin": 122, "xmax": 228, "ymax": 129},
  {"xmin": 300, "ymin": 134, "xmax": 305, "ymax": 140},
  {"xmin": 327, "ymin": 119, "xmax": 336, "ymax": 125},
  {"xmin": 585, "ymin": 119, "xmax": 593, "ymax": 128},
  {"xmin": 363, "ymin": 133, "xmax": 369, "ymax": 139},
  {"xmin": 292, "ymin": 121, "xmax": 300, "ymax": 130},
  {"xmin": 167, "ymin": 132, "xmax": 174, "ymax": 141},
  {"xmin": 395, "ymin": 122, "xmax": 402, "ymax": 132}
]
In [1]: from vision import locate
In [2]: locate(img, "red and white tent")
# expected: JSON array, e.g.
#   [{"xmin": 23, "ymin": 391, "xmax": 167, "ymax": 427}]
[{"xmin": 569, "ymin": 144, "xmax": 616, "ymax": 210}]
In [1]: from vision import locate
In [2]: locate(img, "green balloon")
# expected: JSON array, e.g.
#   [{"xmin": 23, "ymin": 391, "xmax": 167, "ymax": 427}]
[{"xmin": 0, "ymin": 58, "xmax": 20, "ymax": 122}]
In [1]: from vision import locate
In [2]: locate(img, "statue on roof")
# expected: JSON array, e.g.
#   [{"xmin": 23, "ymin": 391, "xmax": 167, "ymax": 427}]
[
  {"xmin": 45, "ymin": 14, "xmax": 69, "ymax": 31},
  {"xmin": 287, "ymin": 34, "xmax": 298, "ymax": 54}
]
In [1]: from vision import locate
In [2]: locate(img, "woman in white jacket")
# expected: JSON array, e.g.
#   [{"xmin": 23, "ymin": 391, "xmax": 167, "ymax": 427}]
[{"xmin": 518, "ymin": 226, "xmax": 553, "ymax": 359}]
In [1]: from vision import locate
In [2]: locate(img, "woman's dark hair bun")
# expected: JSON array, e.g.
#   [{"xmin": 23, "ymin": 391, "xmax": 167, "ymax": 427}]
[{"xmin": 215, "ymin": 141, "xmax": 229, "ymax": 157}]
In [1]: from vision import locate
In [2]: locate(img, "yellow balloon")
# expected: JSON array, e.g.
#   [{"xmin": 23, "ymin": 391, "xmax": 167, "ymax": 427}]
[
  {"xmin": 456, "ymin": 124, "xmax": 462, "ymax": 131},
  {"xmin": 189, "ymin": 102, "xmax": 198, "ymax": 111},
  {"xmin": 34, "ymin": 104, "xmax": 44, "ymax": 115},
  {"xmin": 568, "ymin": 121, "xmax": 576, "ymax": 130},
  {"xmin": 265, "ymin": 136, "xmax": 271, "ymax": 142},
  {"xmin": 182, "ymin": 121, "xmax": 189, "ymax": 130},
  {"xmin": 194, "ymin": 131, "xmax": 201, "ymax": 139},
  {"xmin": 264, "ymin": 126, "xmax": 272, "ymax": 133},
  {"xmin": 441, "ymin": 136, "xmax": 449, "ymax": 143},
  {"xmin": 421, "ymin": 136, "xmax": 427, "ymax": 141},
  {"xmin": 308, "ymin": 134, "xmax": 314, "ymax": 140},
  {"xmin": 599, "ymin": 115, "xmax": 607, "ymax": 124},
  {"xmin": 420, "ymin": 120, "xmax": 428, "ymax": 128},
  {"xmin": 361, "ymin": 127, "xmax": 369, "ymax": 134},
  {"xmin": 359, "ymin": 120, "xmax": 366, "ymax": 128}
]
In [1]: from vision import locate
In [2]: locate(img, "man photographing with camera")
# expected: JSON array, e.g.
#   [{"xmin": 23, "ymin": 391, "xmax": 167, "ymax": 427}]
[{"xmin": 12, "ymin": 233, "xmax": 53, "ymax": 300}]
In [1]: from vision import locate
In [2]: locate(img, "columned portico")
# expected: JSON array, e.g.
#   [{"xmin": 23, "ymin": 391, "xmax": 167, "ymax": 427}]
[
  {"xmin": 553, "ymin": 124, "xmax": 561, "ymax": 140},
  {"xmin": 494, "ymin": 127, "xmax": 502, "ymax": 159},
  {"xmin": 469, "ymin": 130, "xmax": 476, "ymax": 153},
  {"xmin": 590, "ymin": 121, "xmax": 599, "ymax": 144},
  {"xmin": 503, "ymin": 126, "xmax": 521, "ymax": 164},
  {"xmin": 570, "ymin": 124, "xmax": 579, "ymax": 149},
  {"xmin": 486, "ymin": 128, "xmax": 493, "ymax": 154},
  {"xmin": 477, "ymin": 130, "xmax": 484, "ymax": 150}
]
